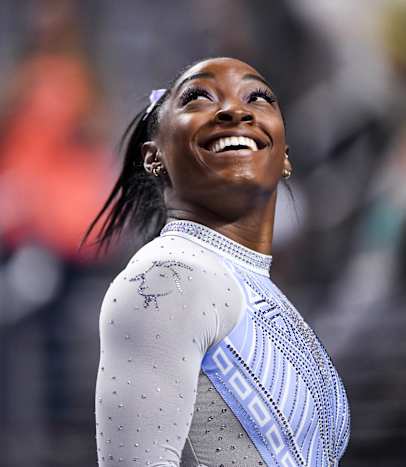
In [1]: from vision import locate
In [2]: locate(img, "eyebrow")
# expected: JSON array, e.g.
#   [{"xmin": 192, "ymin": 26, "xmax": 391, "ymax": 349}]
[
  {"xmin": 242, "ymin": 73, "xmax": 273, "ymax": 91},
  {"xmin": 174, "ymin": 71, "xmax": 274, "ymax": 95},
  {"xmin": 174, "ymin": 72, "xmax": 215, "ymax": 94}
]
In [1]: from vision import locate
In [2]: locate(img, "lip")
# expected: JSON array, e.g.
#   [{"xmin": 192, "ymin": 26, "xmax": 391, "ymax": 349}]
[{"xmin": 199, "ymin": 129, "xmax": 271, "ymax": 153}]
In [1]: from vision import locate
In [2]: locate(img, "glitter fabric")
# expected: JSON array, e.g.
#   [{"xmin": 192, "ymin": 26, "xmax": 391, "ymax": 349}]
[{"xmin": 95, "ymin": 220, "xmax": 350, "ymax": 466}]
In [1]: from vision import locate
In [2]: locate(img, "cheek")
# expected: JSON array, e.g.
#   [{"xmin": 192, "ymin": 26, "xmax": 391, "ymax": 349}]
[
  {"xmin": 160, "ymin": 118, "xmax": 202, "ymax": 184},
  {"xmin": 162, "ymin": 118, "xmax": 197, "ymax": 167},
  {"xmin": 269, "ymin": 117, "xmax": 286, "ymax": 147}
]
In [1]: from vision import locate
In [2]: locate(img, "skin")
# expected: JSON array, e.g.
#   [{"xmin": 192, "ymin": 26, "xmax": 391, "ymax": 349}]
[{"xmin": 142, "ymin": 57, "xmax": 292, "ymax": 255}]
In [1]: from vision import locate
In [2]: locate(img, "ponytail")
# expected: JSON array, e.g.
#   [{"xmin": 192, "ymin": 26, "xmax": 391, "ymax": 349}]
[{"xmin": 79, "ymin": 91, "xmax": 170, "ymax": 256}]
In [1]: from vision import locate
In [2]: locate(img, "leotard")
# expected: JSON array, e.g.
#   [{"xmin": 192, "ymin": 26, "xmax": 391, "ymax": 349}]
[{"xmin": 95, "ymin": 220, "xmax": 350, "ymax": 466}]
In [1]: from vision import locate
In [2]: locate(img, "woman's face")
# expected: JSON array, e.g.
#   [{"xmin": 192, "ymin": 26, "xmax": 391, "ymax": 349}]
[{"xmin": 146, "ymin": 57, "xmax": 289, "ymax": 219}]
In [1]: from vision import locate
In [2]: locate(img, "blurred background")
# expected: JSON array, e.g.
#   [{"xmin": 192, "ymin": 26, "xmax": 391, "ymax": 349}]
[{"xmin": 1, "ymin": 0, "xmax": 405, "ymax": 466}]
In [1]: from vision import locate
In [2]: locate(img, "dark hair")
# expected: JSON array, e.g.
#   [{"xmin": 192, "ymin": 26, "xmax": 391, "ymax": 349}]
[
  {"xmin": 79, "ymin": 63, "xmax": 194, "ymax": 256},
  {"xmin": 80, "ymin": 59, "xmax": 290, "ymax": 257}
]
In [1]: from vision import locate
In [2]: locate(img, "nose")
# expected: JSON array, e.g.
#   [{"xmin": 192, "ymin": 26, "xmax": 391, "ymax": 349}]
[{"xmin": 214, "ymin": 104, "xmax": 254, "ymax": 125}]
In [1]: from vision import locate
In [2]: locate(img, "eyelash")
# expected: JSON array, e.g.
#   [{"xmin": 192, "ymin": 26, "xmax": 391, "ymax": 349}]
[
  {"xmin": 179, "ymin": 87, "xmax": 212, "ymax": 106},
  {"xmin": 248, "ymin": 88, "xmax": 276, "ymax": 104},
  {"xmin": 179, "ymin": 86, "xmax": 276, "ymax": 106}
]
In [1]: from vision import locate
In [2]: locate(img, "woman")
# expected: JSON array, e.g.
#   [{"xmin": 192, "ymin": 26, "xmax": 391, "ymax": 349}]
[{"xmin": 88, "ymin": 57, "xmax": 350, "ymax": 466}]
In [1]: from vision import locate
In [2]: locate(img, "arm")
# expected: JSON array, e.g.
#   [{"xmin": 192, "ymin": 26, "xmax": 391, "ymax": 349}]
[{"xmin": 95, "ymin": 250, "xmax": 239, "ymax": 466}]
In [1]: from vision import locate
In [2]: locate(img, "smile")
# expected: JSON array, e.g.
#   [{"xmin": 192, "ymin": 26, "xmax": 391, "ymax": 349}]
[
  {"xmin": 202, "ymin": 131, "xmax": 269, "ymax": 155},
  {"xmin": 209, "ymin": 136, "xmax": 258, "ymax": 153}
]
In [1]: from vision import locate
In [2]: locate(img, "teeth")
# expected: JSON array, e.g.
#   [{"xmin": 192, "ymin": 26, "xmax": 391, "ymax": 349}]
[{"xmin": 209, "ymin": 136, "xmax": 258, "ymax": 153}]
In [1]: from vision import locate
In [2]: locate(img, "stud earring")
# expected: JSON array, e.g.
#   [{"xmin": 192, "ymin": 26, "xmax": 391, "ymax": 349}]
[
  {"xmin": 152, "ymin": 166, "xmax": 162, "ymax": 177},
  {"xmin": 152, "ymin": 164, "xmax": 167, "ymax": 177},
  {"xmin": 282, "ymin": 153, "xmax": 292, "ymax": 179},
  {"xmin": 282, "ymin": 168, "xmax": 292, "ymax": 179}
]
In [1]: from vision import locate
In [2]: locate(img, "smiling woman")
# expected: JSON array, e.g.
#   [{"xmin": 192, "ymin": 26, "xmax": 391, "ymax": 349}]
[{"xmin": 83, "ymin": 57, "xmax": 350, "ymax": 467}]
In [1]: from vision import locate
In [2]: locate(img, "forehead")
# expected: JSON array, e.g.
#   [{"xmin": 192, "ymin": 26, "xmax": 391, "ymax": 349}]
[{"xmin": 174, "ymin": 58, "xmax": 263, "ymax": 88}]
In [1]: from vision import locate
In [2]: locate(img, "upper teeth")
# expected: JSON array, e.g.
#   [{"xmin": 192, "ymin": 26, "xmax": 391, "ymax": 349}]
[{"xmin": 209, "ymin": 136, "xmax": 258, "ymax": 153}]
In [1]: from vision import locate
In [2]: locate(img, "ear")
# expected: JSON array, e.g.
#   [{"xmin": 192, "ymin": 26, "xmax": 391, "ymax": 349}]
[
  {"xmin": 141, "ymin": 141, "xmax": 159, "ymax": 172},
  {"xmin": 283, "ymin": 144, "xmax": 292, "ymax": 171}
]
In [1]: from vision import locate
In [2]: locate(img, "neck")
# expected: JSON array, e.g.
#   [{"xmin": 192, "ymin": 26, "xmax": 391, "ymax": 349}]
[{"xmin": 166, "ymin": 191, "xmax": 277, "ymax": 256}]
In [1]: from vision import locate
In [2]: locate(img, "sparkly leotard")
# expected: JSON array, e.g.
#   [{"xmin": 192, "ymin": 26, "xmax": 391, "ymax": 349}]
[{"xmin": 95, "ymin": 220, "xmax": 350, "ymax": 466}]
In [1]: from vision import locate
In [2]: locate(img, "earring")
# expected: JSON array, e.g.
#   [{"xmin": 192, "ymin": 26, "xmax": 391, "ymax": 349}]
[
  {"xmin": 282, "ymin": 167, "xmax": 292, "ymax": 179},
  {"xmin": 282, "ymin": 153, "xmax": 292, "ymax": 179},
  {"xmin": 152, "ymin": 164, "xmax": 167, "ymax": 177},
  {"xmin": 152, "ymin": 165, "xmax": 162, "ymax": 177}
]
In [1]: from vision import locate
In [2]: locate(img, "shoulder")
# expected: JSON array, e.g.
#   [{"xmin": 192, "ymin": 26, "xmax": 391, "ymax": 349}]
[{"xmin": 101, "ymin": 234, "xmax": 244, "ymax": 346}]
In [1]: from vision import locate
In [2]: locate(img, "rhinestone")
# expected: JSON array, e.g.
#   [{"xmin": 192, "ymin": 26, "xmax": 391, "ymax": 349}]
[{"xmin": 160, "ymin": 221, "xmax": 272, "ymax": 272}]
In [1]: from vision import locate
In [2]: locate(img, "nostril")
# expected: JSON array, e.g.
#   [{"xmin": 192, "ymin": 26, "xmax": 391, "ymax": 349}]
[{"xmin": 216, "ymin": 111, "xmax": 233, "ymax": 122}]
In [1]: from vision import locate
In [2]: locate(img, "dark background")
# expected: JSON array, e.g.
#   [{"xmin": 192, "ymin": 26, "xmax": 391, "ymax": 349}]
[{"xmin": 1, "ymin": 1, "xmax": 405, "ymax": 466}]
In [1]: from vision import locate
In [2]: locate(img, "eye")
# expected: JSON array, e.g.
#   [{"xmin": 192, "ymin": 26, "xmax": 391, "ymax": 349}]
[
  {"xmin": 247, "ymin": 88, "xmax": 276, "ymax": 105},
  {"xmin": 179, "ymin": 87, "xmax": 212, "ymax": 106}
]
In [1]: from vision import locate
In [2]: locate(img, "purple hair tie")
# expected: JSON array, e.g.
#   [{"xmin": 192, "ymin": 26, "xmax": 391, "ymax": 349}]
[{"xmin": 144, "ymin": 88, "xmax": 167, "ymax": 118}]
